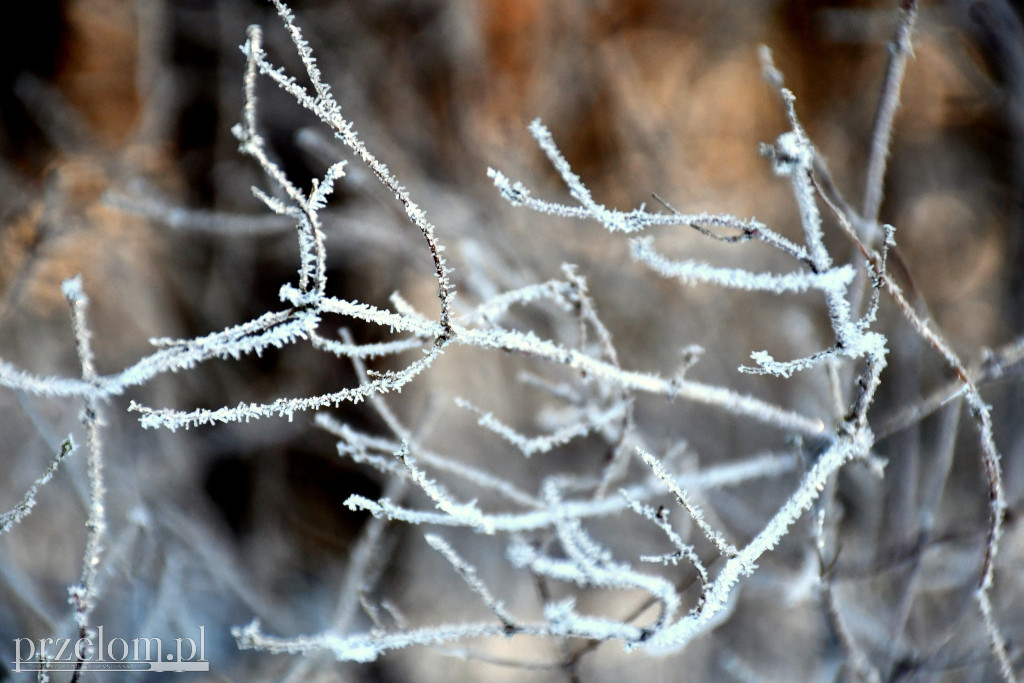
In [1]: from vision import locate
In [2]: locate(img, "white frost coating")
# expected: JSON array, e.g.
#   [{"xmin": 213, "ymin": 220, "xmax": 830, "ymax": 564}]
[
  {"xmin": 317, "ymin": 414, "xmax": 542, "ymax": 508},
  {"xmin": 542, "ymin": 599, "xmax": 645, "ymax": 642},
  {"xmin": 343, "ymin": 451, "xmax": 799, "ymax": 534},
  {"xmin": 644, "ymin": 427, "xmax": 872, "ymax": 654},
  {"xmin": 424, "ymin": 534, "xmax": 515, "ymax": 627},
  {"xmin": 130, "ymin": 345, "xmax": 443, "ymax": 431},
  {"xmin": 773, "ymin": 131, "xmax": 830, "ymax": 271},
  {"xmin": 0, "ymin": 438, "xmax": 75, "ymax": 534},
  {"xmin": 394, "ymin": 442, "xmax": 495, "ymax": 534},
  {"xmin": 455, "ymin": 324, "xmax": 825, "ymax": 435},
  {"xmin": 19, "ymin": 1, "xmax": 1015, "ymax": 675},
  {"xmin": 625, "ymin": 495, "xmax": 707, "ymax": 586},
  {"xmin": 464, "ymin": 278, "xmax": 577, "ymax": 324},
  {"xmin": 311, "ymin": 333, "xmax": 428, "ymax": 360},
  {"xmin": 488, "ymin": 164, "xmax": 767, "ymax": 236},
  {"xmin": 456, "ymin": 397, "xmax": 628, "ymax": 457},
  {"xmin": 509, "ymin": 531, "xmax": 680, "ymax": 634},
  {"xmin": 640, "ymin": 450, "xmax": 737, "ymax": 558},
  {"xmin": 234, "ymin": 618, "xmax": 519, "ymax": 663},
  {"xmin": 632, "ymin": 237, "xmax": 855, "ymax": 294}
]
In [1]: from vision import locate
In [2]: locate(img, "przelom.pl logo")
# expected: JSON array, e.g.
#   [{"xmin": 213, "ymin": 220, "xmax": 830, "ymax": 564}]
[{"xmin": 12, "ymin": 626, "xmax": 208, "ymax": 673}]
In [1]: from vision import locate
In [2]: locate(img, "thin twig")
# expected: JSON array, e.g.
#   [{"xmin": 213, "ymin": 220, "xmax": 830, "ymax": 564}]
[{"xmin": 862, "ymin": 0, "xmax": 920, "ymax": 238}]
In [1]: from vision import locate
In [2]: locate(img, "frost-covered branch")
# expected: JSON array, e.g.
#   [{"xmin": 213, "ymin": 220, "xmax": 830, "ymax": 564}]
[
  {"xmin": 0, "ymin": 438, "xmax": 75, "ymax": 534},
  {"xmin": 1, "ymin": 1, "xmax": 1014, "ymax": 679},
  {"xmin": 424, "ymin": 534, "xmax": 517, "ymax": 630},
  {"xmin": 61, "ymin": 278, "xmax": 107, "ymax": 637}
]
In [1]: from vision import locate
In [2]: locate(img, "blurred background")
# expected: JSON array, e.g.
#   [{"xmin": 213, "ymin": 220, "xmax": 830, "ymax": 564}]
[{"xmin": 1, "ymin": 0, "xmax": 1022, "ymax": 680}]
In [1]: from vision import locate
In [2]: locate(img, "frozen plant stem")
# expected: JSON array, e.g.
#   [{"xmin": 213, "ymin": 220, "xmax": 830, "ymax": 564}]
[
  {"xmin": 61, "ymin": 276, "xmax": 108, "ymax": 683},
  {"xmin": 764, "ymin": 24, "xmax": 1013, "ymax": 680},
  {"xmin": 0, "ymin": 0, "xmax": 1016, "ymax": 679},
  {"xmin": 0, "ymin": 438, "xmax": 75, "ymax": 534},
  {"xmin": 247, "ymin": 0, "xmax": 456, "ymax": 334},
  {"xmin": 862, "ymin": 0, "xmax": 919, "ymax": 241}
]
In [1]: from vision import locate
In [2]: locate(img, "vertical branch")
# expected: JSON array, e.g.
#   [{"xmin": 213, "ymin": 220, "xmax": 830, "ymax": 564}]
[
  {"xmin": 883, "ymin": 399, "xmax": 961, "ymax": 676},
  {"xmin": 815, "ymin": 508, "xmax": 881, "ymax": 683},
  {"xmin": 61, "ymin": 276, "xmax": 107, "ymax": 683},
  {"xmin": 861, "ymin": 0, "xmax": 919, "ymax": 240},
  {"xmin": 968, "ymin": 395, "xmax": 1015, "ymax": 683},
  {"xmin": 263, "ymin": 0, "xmax": 455, "ymax": 336},
  {"xmin": 238, "ymin": 25, "xmax": 328, "ymax": 299},
  {"xmin": 816, "ymin": 99, "xmax": 1014, "ymax": 675},
  {"xmin": 883, "ymin": 273, "xmax": 1013, "ymax": 681}
]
